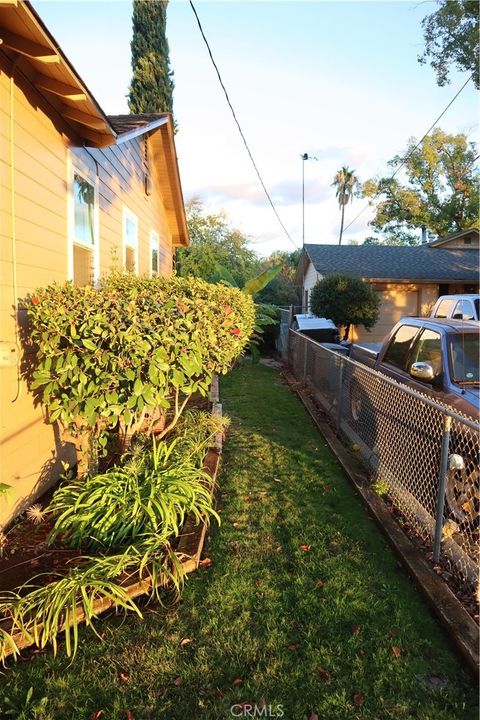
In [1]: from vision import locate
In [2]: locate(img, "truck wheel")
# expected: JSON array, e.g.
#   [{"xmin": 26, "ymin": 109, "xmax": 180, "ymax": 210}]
[{"xmin": 445, "ymin": 457, "xmax": 480, "ymax": 526}]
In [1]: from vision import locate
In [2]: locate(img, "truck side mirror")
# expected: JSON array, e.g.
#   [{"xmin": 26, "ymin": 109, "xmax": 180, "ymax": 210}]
[{"xmin": 410, "ymin": 361, "xmax": 435, "ymax": 382}]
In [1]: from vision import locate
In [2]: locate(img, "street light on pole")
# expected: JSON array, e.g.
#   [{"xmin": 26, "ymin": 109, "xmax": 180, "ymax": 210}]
[{"xmin": 301, "ymin": 153, "xmax": 317, "ymax": 247}]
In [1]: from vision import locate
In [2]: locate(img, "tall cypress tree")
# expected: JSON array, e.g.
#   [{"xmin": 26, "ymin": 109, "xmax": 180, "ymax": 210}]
[{"xmin": 128, "ymin": 0, "xmax": 175, "ymax": 116}]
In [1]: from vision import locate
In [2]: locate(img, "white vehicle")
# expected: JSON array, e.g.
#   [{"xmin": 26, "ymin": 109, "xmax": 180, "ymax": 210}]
[{"xmin": 430, "ymin": 294, "xmax": 479, "ymax": 322}]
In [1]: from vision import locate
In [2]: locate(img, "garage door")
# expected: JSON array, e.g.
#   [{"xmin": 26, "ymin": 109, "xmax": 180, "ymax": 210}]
[{"xmin": 353, "ymin": 288, "xmax": 418, "ymax": 344}]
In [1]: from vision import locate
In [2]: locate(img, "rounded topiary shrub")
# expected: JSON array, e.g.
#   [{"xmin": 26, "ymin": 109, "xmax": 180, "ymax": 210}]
[{"xmin": 25, "ymin": 274, "xmax": 255, "ymax": 470}]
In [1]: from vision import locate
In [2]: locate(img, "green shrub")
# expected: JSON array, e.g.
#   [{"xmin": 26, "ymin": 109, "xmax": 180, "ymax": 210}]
[
  {"xmin": 25, "ymin": 274, "xmax": 255, "ymax": 471},
  {"xmin": 310, "ymin": 273, "xmax": 380, "ymax": 341},
  {"xmin": 47, "ymin": 437, "xmax": 220, "ymax": 550}
]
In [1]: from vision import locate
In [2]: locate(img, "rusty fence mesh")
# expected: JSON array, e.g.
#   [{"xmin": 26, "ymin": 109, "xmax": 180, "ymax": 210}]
[{"xmin": 288, "ymin": 329, "xmax": 479, "ymax": 590}]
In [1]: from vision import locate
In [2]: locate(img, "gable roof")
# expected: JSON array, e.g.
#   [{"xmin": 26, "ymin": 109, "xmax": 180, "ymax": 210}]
[
  {"xmin": 301, "ymin": 244, "xmax": 479, "ymax": 283},
  {"xmin": 427, "ymin": 228, "xmax": 479, "ymax": 247},
  {"xmin": 0, "ymin": 2, "xmax": 188, "ymax": 247},
  {"xmin": 1, "ymin": 0, "xmax": 116, "ymax": 146}
]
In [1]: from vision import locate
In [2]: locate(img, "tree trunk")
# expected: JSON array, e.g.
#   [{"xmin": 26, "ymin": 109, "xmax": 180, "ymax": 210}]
[{"xmin": 338, "ymin": 203, "xmax": 345, "ymax": 245}]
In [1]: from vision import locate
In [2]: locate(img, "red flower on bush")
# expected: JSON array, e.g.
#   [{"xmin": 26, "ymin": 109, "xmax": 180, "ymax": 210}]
[
  {"xmin": 230, "ymin": 327, "xmax": 240, "ymax": 336},
  {"xmin": 223, "ymin": 305, "xmax": 233, "ymax": 315},
  {"xmin": 31, "ymin": 296, "xmax": 40, "ymax": 305}
]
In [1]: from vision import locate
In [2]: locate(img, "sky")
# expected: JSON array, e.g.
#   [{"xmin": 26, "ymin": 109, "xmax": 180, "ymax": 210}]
[{"xmin": 34, "ymin": 0, "xmax": 479, "ymax": 258}]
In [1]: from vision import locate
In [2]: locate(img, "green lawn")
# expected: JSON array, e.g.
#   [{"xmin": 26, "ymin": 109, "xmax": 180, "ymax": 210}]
[{"xmin": 0, "ymin": 364, "xmax": 477, "ymax": 720}]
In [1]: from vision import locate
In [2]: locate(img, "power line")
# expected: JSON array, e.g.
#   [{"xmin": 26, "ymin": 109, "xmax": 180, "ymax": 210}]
[
  {"xmin": 189, "ymin": 0, "xmax": 299, "ymax": 250},
  {"xmin": 342, "ymin": 75, "xmax": 473, "ymax": 235}
]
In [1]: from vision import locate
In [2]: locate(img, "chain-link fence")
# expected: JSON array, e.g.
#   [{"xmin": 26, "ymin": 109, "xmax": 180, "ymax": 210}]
[
  {"xmin": 276, "ymin": 308, "xmax": 292, "ymax": 361},
  {"xmin": 288, "ymin": 329, "xmax": 479, "ymax": 590}
]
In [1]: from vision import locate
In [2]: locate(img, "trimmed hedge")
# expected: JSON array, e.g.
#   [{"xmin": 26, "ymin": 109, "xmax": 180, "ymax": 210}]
[{"xmin": 26, "ymin": 274, "xmax": 255, "ymax": 470}]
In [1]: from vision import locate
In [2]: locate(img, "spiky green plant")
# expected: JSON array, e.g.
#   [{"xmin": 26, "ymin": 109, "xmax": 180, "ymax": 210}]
[
  {"xmin": 0, "ymin": 535, "xmax": 185, "ymax": 663},
  {"xmin": 171, "ymin": 409, "xmax": 230, "ymax": 467},
  {"xmin": 47, "ymin": 437, "xmax": 219, "ymax": 549}
]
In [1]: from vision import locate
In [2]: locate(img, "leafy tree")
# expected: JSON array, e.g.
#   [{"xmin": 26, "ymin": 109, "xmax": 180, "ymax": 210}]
[
  {"xmin": 176, "ymin": 198, "xmax": 260, "ymax": 287},
  {"xmin": 255, "ymin": 249, "xmax": 301, "ymax": 306},
  {"xmin": 362, "ymin": 231, "xmax": 421, "ymax": 246},
  {"xmin": 128, "ymin": 0, "xmax": 175, "ymax": 115},
  {"xmin": 332, "ymin": 167, "xmax": 359, "ymax": 245},
  {"xmin": 419, "ymin": 1, "xmax": 479, "ymax": 89},
  {"xmin": 310, "ymin": 274, "xmax": 380, "ymax": 341},
  {"xmin": 363, "ymin": 128, "xmax": 479, "ymax": 241}
]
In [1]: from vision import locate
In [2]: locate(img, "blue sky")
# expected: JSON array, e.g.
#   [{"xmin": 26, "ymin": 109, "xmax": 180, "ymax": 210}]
[{"xmin": 34, "ymin": 0, "xmax": 479, "ymax": 256}]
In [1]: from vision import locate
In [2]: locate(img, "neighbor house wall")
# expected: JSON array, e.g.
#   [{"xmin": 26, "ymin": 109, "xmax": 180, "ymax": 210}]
[
  {"xmin": 303, "ymin": 262, "xmax": 320, "ymax": 311},
  {"xmin": 0, "ymin": 63, "xmax": 174, "ymax": 527}
]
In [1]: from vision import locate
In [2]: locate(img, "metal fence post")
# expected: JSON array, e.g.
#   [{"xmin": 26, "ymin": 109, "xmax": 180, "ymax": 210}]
[
  {"xmin": 303, "ymin": 336, "xmax": 308, "ymax": 383},
  {"xmin": 336, "ymin": 357, "xmax": 344, "ymax": 431},
  {"xmin": 433, "ymin": 414, "xmax": 452, "ymax": 563}
]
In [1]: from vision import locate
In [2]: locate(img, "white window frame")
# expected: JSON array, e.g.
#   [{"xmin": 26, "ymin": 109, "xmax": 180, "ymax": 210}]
[
  {"xmin": 122, "ymin": 205, "xmax": 139, "ymax": 274},
  {"xmin": 67, "ymin": 152, "xmax": 100, "ymax": 284},
  {"xmin": 150, "ymin": 230, "xmax": 160, "ymax": 277}
]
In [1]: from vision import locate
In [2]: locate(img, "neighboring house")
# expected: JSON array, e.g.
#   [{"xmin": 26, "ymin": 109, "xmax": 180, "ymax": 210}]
[
  {"xmin": 296, "ymin": 234, "xmax": 479, "ymax": 343},
  {"xmin": 0, "ymin": 1, "xmax": 189, "ymax": 526}
]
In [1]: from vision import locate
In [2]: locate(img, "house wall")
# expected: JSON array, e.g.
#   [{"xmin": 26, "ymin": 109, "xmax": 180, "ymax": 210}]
[
  {"xmin": 303, "ymin": 262, "xmax": 320, "ymax": 311},
  {"xmin": 0, "ymin": 63, "xmax": 175, "ymax": 527},
  {"xmin": 432, "ymin": 232, "xmax": 479, "ymax": 249}
]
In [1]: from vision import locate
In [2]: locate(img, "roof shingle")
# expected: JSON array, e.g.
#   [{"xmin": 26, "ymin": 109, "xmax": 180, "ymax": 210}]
[{"xmin": 304, "ymin": 244, "xmax": 479, "ymax": 282}]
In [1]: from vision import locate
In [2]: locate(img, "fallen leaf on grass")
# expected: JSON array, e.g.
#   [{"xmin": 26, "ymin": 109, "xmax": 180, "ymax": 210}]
[
  {"xmin": 391, "ymin": 646, "xmax": 402, "ymax": 657},
  {"xmin": 315, "ymin": 580, "xmax": 325, "ymax": 589},
  {"xmin": 230, "ymin": 543, "xmax": 239, "ymax": 555},
  {"xmin": 173, "ymin": 676, "xmax": 183, "ymax": 686},
  {"xmin": 322, "ymin": 485, "xmax": 329, "ymax": 493},
  {"xmin": 388, "ymin": 629, "xmax": 397, "ymax": 637},
  {"xmin": 92, "ymin": 713, "xmax": 104, "ymax": 720},
  {"xmin": 273, "ymin": 478, "xmax": 282, "ymax": 483},
  {"xmin": 255, "ymin": 579, "xmax": 261, "ymax": 587},
  {"xmin": 117, "ymin": 672, "xmax": 130, "ymax": 682},
  {"xmin": 316, "ymin": 666, "xmax": 331, "ymax": 681},
  {"xmin": 274, "ymin": 545, "xmax": 282, "ymax": 553},
  {"xmin": 232, "ymin": 678, "xmax": 243, "ymax": 686},
  {"xmin": 309, "ymin": 713, "xmax": 319, "ymax": 720},
  {"xmin": 351, "ymin": 625, "xmax": 361, "ymax": 635},
  {"xmin": 199, "ymin": 557, "xmax": 212, "ymax": 568},
  {"xmin": 180, "ymin": 638, "xmax": 193, "ymax": 646},
  {"xmin": 353, "ymin": 694, "xmax": 365, "ymax": 706},
  {"xmin": 357, "ymin": 648, "xmax": 366, "ymax": 657},
  {"xmin": 126, "ymin": 712, "xmax": 135, "ymax": 720},
  {"xmin": 214, "ymin": 687, "xmax": 223, "ymax": 699},
  {"xmin": 287, "ymin": 643, "xmax": 300, "ymax": 651},
  {"xmin": 300, "ymin": 544, "xmax": 311, "ymax": 552}
]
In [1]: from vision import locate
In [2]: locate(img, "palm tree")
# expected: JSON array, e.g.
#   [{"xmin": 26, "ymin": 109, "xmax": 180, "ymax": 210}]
[{"xmin": 332, "ymin": 166, "xmax": 359, "ymax": 244}]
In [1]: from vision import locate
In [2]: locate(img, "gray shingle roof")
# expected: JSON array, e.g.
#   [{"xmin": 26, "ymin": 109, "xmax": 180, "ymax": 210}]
[{"xmin": 304, "ymin": 244, "xmax": 479, "ymax": 282}]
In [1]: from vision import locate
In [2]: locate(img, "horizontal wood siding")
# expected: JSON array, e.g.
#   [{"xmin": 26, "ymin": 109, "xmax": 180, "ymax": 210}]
[{"xmin": 1, "ymin": 63, "xmax": 175, "ymax": 526}]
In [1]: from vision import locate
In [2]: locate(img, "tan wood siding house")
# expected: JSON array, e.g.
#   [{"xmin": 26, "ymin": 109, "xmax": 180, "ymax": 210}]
[
  {"xmin": 0, "ymin": 1, "xmax": 189, "ymax": 526},
  {"xmin": 296, "ymin": 238, "xmax": 479, "ymax": 343}
]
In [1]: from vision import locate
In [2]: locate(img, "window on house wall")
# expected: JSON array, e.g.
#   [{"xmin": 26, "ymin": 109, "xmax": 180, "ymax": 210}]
[
  {"xmin": 150, "ymin": 231, "xmax": 159, "ymax": 276},
  {"xmin": 123, "ymin": 207, "xmax": 138, "ymax": 274},
  {"xmin": 70, "ymin": 170, "xmax": 98, "ymax": 286}
]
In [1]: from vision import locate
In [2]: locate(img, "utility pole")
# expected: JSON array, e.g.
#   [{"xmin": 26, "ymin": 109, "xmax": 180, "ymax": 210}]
[{"xmin": 301, "ymin": 153, "xmax": 317, "ymax": 247}]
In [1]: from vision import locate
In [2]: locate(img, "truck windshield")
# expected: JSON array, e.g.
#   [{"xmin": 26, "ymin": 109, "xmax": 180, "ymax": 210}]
[{"xmin": 449, "ymin": 334, "xmax": 479, "ymax": 384}]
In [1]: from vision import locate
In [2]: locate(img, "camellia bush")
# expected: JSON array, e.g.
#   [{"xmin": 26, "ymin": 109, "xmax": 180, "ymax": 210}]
[{"xmin": 26, "ymin": 274, "xmax": 255, "ymax": 472}]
